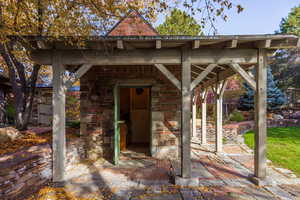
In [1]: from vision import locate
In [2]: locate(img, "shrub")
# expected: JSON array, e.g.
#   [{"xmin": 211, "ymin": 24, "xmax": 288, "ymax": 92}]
[
  {"xmin": 5, "ymin": 103, "xmax": 15, "ymax": 125},
  {"xmin": 66, "ymin": 121, "xmax": 80, "ymax": 129},
  {"xmin": 229, "ymin": 110, "xmax": 244, "ymax": 122}
]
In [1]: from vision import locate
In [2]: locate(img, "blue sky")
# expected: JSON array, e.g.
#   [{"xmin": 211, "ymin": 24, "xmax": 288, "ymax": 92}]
[{"xmin": 155, "ymin": 0, "xmax": 299, "ymax": 35}]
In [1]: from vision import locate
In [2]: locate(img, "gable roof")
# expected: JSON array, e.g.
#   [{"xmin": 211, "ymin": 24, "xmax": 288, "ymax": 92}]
[{"xmin": 107, "ymin": 10, "xmax": 159, "ymax": 36}]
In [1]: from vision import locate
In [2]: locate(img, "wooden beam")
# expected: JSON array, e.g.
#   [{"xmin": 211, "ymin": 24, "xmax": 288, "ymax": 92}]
[
  {"xmin": 52, "ymin": 51, "xmax": 66, "ymax": 183},
  {"xmin": 191, "ymin": 64, "xmax": 217, "ymax": 90},
  {"xmin": 254, "ymin": 48, "xmax": 267, "ymax": 180},
  {"xmin": 229, "ymin": 63, "xmax": 256, "ymax": 91},
  {"xmin": 193, "ymin": 40, "xmax": 200, "ymax": 49},
  {"xmin": 257, "ymin": 39, "xmax": 271, "ymax": 48},
  {"xmin": 270, "ymin": 38, "xmax": 299, "ymax": 49},
  {"xmin": 117, "ymin": 40, "xmax": 124, "ymax": 49},
  {"xmin": 192, "ymin": 64, "xmax": 217, "ymax": 75},
  {"xmin": 181, "ymin": 48, "xmax": 191, "ymax": 178},
  {"xmin": 31, "ymin": 49, "xmax": 258, "ymax": 66},
  {"xmin": 156, "ymin": 40, "xmax": 162, "ymax": 49},
  {"xmin": 226, "ymin": 39, "xmax": 238, "ymax": 48},
  {"xmin": 65, "ymin": 64, "xmax": 93, "ymax": 89},
  {"xmin": 154, "ymin": 64, "xmax": 181, "ymax": 90}
]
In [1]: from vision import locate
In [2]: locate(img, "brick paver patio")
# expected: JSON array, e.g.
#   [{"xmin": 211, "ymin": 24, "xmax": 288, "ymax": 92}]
[{"xmin": 53, "ymin": 143, "xmax": 300, "ymax": 200}]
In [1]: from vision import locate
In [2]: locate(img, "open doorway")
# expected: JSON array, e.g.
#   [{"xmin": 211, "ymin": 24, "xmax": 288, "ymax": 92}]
[{"xmin": 119, "ymin": 87, "xmax": 151, "ymax": 158}]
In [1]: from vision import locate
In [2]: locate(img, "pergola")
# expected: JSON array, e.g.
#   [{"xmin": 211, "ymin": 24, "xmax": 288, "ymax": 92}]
[{"xmin": 29, "ymin": 34, "xmax": 299, "ymax": 184}]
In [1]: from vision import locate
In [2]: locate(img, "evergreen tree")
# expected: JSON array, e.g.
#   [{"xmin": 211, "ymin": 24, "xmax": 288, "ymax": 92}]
[
  {"xmin": 156, "ymin": 9, "xmax": 202, "ymax": 35},
  {"xmin": 271, "ymin": 5, "xmax": 300, "ymax": 90},
  {"xmin": 238, "ymin": 68, "xmax": 287, "ymax": 111}
]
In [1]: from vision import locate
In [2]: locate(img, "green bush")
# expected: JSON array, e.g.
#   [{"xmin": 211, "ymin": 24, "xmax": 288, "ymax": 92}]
[
  {"xmin": 229, "ymin": 110, "xmax": 244, "ymax": 122},
  {"xmin": 5, "ymin": 103, "xmax": 15, "ymax": 125},
  {"xmin": 66, "ymin": 120, "xmax": 80, "ymax": 129}
]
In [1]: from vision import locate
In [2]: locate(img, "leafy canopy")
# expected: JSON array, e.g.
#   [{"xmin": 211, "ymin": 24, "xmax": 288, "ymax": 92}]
[
  {"xmin": 279, "ymin": 5, "xmax": 300, "ymax": 37},
  {"xmin": 271, "ymin": 5, "xmax": 300, "ymax": 89},
  {"xmin": 156, "ymin": 9, "xmax": 202, "ymax": 35}
]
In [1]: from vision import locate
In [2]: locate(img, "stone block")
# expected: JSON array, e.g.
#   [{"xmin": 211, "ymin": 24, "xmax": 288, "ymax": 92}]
[{"xmin": 175, "ymin": 175, "xmax": 199, "ymax": 187}]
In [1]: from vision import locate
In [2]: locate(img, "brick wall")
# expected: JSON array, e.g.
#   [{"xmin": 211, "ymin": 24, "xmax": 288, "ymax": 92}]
[{"xmin": 80, "ymin": 65, "xmax": 182, "ymax": 161}]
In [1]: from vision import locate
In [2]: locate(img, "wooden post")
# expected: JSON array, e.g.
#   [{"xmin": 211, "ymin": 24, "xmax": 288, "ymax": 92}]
[
  {"xmin": 201, "ymin": 90, "xmax": 208, "ymax": 145},
  {"xmin": 52, "ymin": 51, "xmax": 66, "ymax": 183},
  {"xmin": 254, "ymin": 49, "xmax": 267, "ymax": 179},
  {"xmin": 181, "ymin": 48, "xmax": 191, "ymax": 178},
  {"xmin": 215, "ymin": 85, "xmax": 222, "ymax": 153},
  {"xmin": 213, "ymin": 80, "xmax": 227, "ymax": 153},
  {"xmin": 192, "ymin": 95, "xmax": 197, "ymax": 138}
]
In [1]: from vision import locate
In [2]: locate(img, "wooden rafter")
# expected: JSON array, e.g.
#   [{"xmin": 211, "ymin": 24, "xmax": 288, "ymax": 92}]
[
  {"xmin": 229, "ymin": 63, "xmax": 256, "ymax": 91},
  {"xmin": 65, "ymin": 63, "xmax": 93, "ymax": 89},
  {"xmin": 154, "ymin": 64, "xmax": 181, "ymax": 90},
  {"xmin": 156, "ymin": 40, "xmax": 161, "ymax": 49},
  {"xmin": 191, "ymin": 64, "xmax": 217, "ymax": 90}
]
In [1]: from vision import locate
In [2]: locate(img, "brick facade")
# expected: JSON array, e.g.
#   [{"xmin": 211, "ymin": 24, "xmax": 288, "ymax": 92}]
[{"xmin": 80, "ymin": 66, "xmax": 182, "ymax": 161}]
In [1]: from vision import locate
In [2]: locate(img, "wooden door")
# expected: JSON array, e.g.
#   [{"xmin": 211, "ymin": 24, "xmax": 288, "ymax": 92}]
[{"xmin": 130, "ymin": 88, "xmax": 150, "ymax": 144}]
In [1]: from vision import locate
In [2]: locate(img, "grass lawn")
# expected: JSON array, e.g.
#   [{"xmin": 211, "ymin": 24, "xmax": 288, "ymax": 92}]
[{"xmin": 244, "ymin": 127, "xmax": 300, "ymax": 175}]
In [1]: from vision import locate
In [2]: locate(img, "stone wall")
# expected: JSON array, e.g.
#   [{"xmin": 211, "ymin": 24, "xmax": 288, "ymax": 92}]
[
  {"xmin": 31, "ymin": 88, "xmax": 81, "ymax": 126},
  {"xmin": 0, "ymin": 137, "xmax": 85, "ymax": 200},
  {"xmin": 194, "ymin": 119, "xmax": 300, "ymax": 144},
  {"xmin": 80, "ymin": 66, "xmax": 182, "ymax": 161}
]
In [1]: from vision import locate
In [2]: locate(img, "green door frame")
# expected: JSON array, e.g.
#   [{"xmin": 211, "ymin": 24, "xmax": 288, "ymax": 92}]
[
  {"xmin": 114, "ymin": 84, "xmax": 152, "ymax": 165},
  {"xmin": 114, "ymin": 84, "xmax": 120, "ymax": 165}
]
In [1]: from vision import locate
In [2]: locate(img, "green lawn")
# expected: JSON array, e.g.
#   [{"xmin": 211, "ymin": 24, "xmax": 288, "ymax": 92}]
[{"xmin": 244, "ymin": 127, "xmax": 300, "ymax": 175}]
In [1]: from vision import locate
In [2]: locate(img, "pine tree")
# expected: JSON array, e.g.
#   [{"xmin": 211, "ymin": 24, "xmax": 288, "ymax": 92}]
[{"xmin": 238, "ymin": 68, "xmax": 287, "ymax": 111}]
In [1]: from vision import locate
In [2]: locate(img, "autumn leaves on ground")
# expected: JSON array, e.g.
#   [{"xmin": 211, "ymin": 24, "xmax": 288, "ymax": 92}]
[{"xmin": 0, "ymin": 128, "xmax": 79, "ymax": 156}]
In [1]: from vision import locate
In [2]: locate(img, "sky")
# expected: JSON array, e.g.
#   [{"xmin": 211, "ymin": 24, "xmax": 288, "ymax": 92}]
[{"xmin": 155, "ymin": 0, "xmax": 299, "ymax": 35}]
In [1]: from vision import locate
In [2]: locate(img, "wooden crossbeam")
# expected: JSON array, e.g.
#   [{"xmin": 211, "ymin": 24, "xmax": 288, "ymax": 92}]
[
  {"xmin": 117, "ymin": 40, "xmax": 124, "ymax": 49},
  {"xmin": 154, "ymin": 64, "xmax": 181, "ymax": 90},
  {"xmin": 65, "ymin": 63, "xmax": 93, "ymax": 89},
  {"xmin": 229, "ymin": 63, "xmax": 256, "ymax": 91},
  {"xmin": 193, "ymin": 40, "xmax": 200, "ymax": 49},
  {"xmin": 257, "ymin": 39, "xmax": 272, "ymax": 48},
  {"xmin": 32, "ymin": 49, "xmax": 258, "ymax": 65},
  {"xmin": 156, "ymin": 40, "xmax": 162, "ymax": 49},
  {"xmin": 192, "ymin": 64, "xmax": 217, "ymax": 75},
  {"xmin": 191, "ymin": 64, "xmax": 217, "ymax": 90},
  {"xmin": 226, "ymin": 39, "xmax": 238, "ymax": 48}
]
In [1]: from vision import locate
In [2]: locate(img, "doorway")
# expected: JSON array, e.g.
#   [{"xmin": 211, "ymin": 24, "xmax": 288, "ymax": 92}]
[{"xmin": 116, "ymin": 86, "xmax": 151, "ymax": 162}]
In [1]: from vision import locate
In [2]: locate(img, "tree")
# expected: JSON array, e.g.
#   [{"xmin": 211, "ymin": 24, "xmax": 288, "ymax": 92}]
[
  {"xmin": 0, "ymin": 0, "xmax": 242, "ymax": 130},
  {"xmin": 279, "ymin": 5, "xmax": 300, "ymax": 36},
  {"xmin": 271, "ymin": 5, "xmax": 300, "ymax": 89},
  {"xmin": 156, "ymin": 9, "xmax": 202, "ymax": 35},
  {"xmin": 238, "ymin": 68, "xmax": 287, "ymax": 111}
]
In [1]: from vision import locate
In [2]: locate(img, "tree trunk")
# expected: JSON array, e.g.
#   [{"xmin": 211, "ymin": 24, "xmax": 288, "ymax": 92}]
[{"xmin": 0, "ymin": 43, "xmax": 40, "ymax": 130}]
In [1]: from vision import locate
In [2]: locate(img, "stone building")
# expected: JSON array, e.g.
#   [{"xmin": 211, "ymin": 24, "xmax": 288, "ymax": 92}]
[{"xmin": 29, "ymin": 10, "xmax": 299, "ymax": 185}]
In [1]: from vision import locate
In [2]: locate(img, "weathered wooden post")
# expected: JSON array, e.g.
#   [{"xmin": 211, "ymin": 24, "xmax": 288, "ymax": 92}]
[
  {"xmin": 181, "ymin": 48, "xmax": 191, "ymax": 178},
  {"xmin": 254, "ymin": 48, "xmax": 267, "ymax": 182},
  {"xmin": 192, "ymin": 95, "xmax": 197, "ymax": 138},
  {"xmin": 213, "ymin": 79, "xmax": 227, "ymax": 153},
  {"xmin": 201, "ymin": 90, "xmax": 208, "ymax": 145},
  {"xmin": 52, "ymin": 51, "xmax": 66, "ymax": 183}
]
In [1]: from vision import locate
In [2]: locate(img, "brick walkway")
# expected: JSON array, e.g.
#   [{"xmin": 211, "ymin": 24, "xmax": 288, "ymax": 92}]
[{"xmin": 61, "ymin": 143, "xmax": 300, "ymax": 200}]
